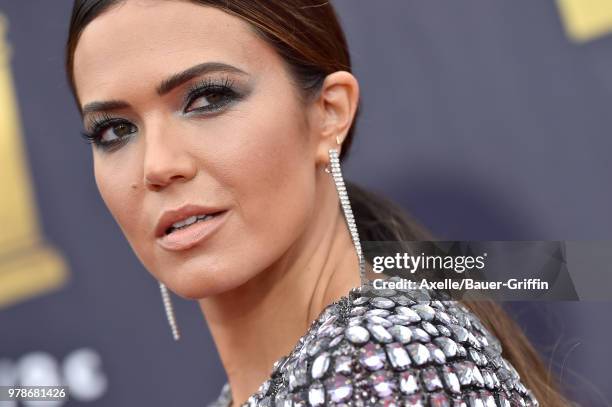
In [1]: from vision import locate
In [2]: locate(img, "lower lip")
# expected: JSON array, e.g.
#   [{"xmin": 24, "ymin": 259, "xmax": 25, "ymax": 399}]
[{"xmin": 156, "ymin": 210, "xmax": 229, "ymax": 251}]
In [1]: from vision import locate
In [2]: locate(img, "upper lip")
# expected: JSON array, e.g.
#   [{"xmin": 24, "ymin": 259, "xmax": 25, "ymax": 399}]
[{"xmin": 155, "ymin": 204, "xmax": 227, "ymax": 238}]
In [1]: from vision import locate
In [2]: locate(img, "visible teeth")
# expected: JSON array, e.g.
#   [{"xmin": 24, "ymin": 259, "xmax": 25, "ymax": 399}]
[
  {"xmin": 167, "ymin": 214, "xmax": 213, "ymax": 234},
  {"xmin": 172, "ymin": 216, "xmax": 197, "ymax": 229}
]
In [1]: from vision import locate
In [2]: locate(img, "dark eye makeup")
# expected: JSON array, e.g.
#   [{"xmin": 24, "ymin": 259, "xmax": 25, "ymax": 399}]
[{"xmin": 80, "ymin": 75, "xmax": 243, "ymax": 152}]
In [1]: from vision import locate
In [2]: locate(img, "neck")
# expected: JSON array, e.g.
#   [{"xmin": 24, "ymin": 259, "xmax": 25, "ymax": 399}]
[{"xmin": 198, "ymin": 183, "xmax": 362, "ymax": 406}]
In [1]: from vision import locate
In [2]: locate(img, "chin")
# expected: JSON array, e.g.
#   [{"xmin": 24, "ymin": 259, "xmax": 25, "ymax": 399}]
[{"xmin": 164, "ymin": 262, "xmax": 244, "ymax": 300}]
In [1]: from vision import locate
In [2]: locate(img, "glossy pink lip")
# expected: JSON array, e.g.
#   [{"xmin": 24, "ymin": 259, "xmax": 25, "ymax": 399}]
[
  {"xmin": 156, "ymin": 209, "xmax": 229, "ymax": 251},
  {"xmin": 155, "ymin": 204, "xmax": 227, "ymax": 238}
]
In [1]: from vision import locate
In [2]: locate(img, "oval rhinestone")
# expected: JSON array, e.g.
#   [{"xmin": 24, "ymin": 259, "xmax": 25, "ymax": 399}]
[
  {"xmin": 395, "ymin": 306, "xmax": 421, "ymax": 322},
  {"xmin": 472, "ymin": 365, "xmax": 485, "ymax": 387},
  {"xmin": 435, "ymin": 310, "xmax": 452, "ymax": 325},
  {"xmin": 411, "ymin": 327, "xmax": 431, "ymax": 343},
  {"xmin": 441, "ymin": 366, "xmax": 461, "ymax": 394},
  {"xmin": 365, "ymin": 308, "xmax": 391, "ymax": 318},
  {"xmin": 421, "ymin": 321, "xmax": 440, "ymax": 336},
  {"xmin": 345, "ymin": 326, "xmax": 370, "ymax": 344},
  {"xmin": 433, "ymin": 337, "xmax": 458, "ymax": 358},
  {"xmin": 366, "ymin": 315, "xmax": 393, "ymax": 328},
  {"xmin": 311, "ymin": 352, "xmax": 330, "ymax": 379},
  {"xmin": 370, "ymin": 297, "xmax": 395, "ymax": 309},
  {"xmin": 328, "ymin": 334, "xmax": 343, "ymax": 349},
  {"xmin": 371, "ymin": 288, "xmax": 397, "ymax": 297},
  {"xmin": 436, "ymin": 324, "xmax": 452, "ymax": 337},
  {"xmin": 390, "ymin": 295, "xmax": 413, "ymax": 306},
  {"xmin": 388, "ymin": 325, "xmax": 413, "ymax": 344},
  {"xmin": 307, "ymin": 382, "xmax": 325, "ymax": 406},
  {"xmin": 386, "ymin": 314, "xmax": 416, "ymax": 326},
  {"xmin": 385, "ymin": 342, "xmax": 411, "ymax": 371},
  {"xmin": 411, "ymin": 304, "xmax": 436, "ymax": 321},
  {"xmin": 450, "ymin": 325, "xmax": 469, "ymax": 343},
  {"xmin": 368, "ymin": 324, "xmax": 394, "ymax": 343},
  {"xmin": 406, "ymin": 343, "xmax": 430, "ymax": 365}
]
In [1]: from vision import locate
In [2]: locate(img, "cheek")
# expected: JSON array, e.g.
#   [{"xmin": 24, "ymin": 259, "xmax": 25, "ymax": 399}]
[
  {"xmin": 221, "ymin": 101, "xmax": 315, "ymax": 268},
  {"xmin": 93, "ymin": 154, "xmax": 145, "ymax": 249}
]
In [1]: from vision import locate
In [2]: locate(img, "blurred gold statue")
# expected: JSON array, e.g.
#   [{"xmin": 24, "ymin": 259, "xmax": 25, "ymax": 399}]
[{"xmin": 0, "ymin": 14, "xmax": 67, "ymax": 309}]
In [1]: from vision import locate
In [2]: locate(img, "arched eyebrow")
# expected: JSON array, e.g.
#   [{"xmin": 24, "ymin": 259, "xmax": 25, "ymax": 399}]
[
  {"xmin": 81, "ymin": 61, "xmax": 248, "ymax": 116},
  {"xmin": 156, "ymin": 61, "xmax": 248, "ymax": 95},
  {"xmin": 82, "ymin": 100, "xmax": 129, "ymax": 117}
]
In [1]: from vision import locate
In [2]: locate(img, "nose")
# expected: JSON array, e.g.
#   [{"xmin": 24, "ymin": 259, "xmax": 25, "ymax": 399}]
[{"xmin": 143, "ymin": 124, "xmax": 197, "ymax": 190}]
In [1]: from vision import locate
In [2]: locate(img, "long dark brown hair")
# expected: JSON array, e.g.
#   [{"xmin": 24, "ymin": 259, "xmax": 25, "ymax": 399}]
[{"xmin": 66, "ymin": 1, "xmax": 572, "ymax": 405}]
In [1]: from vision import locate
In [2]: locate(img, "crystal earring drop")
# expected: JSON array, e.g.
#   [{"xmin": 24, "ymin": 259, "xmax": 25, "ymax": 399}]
[
  {"xmin": 159, "ymin": 282, "xmax": 180, "ymax": 341},
  {"xmin": 326, "ymin": 147, "xmax": 367, "ymax": 286}
]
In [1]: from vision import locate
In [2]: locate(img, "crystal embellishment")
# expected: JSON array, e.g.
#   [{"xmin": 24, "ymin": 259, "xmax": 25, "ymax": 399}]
[
  {"xmin": 311, "ymin": 352, "xmax": 330, "ymax": 379},
  {"xmin": 324, "ymin": 374, "xmax": 353, "ymax": 403},
  {"xmin": 207, "ymin": 279, "xmax": 538, "ymax": 407},
  {"xmin": 368, "ymin": 324, "xmax": 394, "ymax": 343},
  {"xmin": 385, "ymin": 342, "xmax": 411, "ymax": 371},
  {"xmin": 399, "ymin": 370, "xmax": 419, "ymax": 395},
  {"xmin": 406, "ymin": 343, "xmax": 430, "ymax": 365},
  {"xmin": 370, "ymin": 370, "xmax": 397, "ymax": 397},
  {"xmin": 370, "ymin": 297, "xmax": 395, "ymax": 309},
  {"xmin": 345, "ymin": 325, "xmax": 370, "ymax": 344},
  {"xmin": 388, "ymin": 325, "xmax": 413, "ymax": 343},
  {"xmin": 359, "ymin": 342, "xmax": 386, "ymax": 371},
  {"xmin": 307, "ymin": 382, "xmax": 325, "ymax": 406}
]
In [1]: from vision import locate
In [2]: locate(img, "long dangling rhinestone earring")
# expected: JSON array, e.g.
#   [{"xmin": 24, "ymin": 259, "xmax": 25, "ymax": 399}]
[
  {"xmin": 325, "ymin": 137, "xmax": 367, "ymax": 287},
  {"xmin": 159, "ymin": 282, "xmax": 180, "ymax": 341}
]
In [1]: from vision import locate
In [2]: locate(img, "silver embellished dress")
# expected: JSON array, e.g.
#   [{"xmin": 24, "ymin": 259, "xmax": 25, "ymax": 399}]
[{"xmin": 207, "ymin": 276, "xmax": 539, "ymax": 407}]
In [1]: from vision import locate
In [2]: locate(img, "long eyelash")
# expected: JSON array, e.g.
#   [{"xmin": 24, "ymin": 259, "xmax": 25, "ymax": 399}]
[
  {"xmin": 186, "ymin": 75, "xmax": 235, "ymax": 96},
  {"xmin": 79, "ymin": 76, "xmax": 238, "ymax": 146},
  {"xmin": 80, "ymin": 112, "xmax": 114, "ymax": 144},
  {"xmin": 183, "ymin": 75, "xmax": 237, "ymax": 109},
  {"xmin": 79, "ymin": 131, "xmax": 96, "ymax": 145}
]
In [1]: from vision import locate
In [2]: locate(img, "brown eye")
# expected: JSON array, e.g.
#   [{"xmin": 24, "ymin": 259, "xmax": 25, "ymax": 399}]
[
  {"xmin": 187, "ymin": 92, "xmax": 221, "ymax": 111},
  {"xmin": 184, "ymin": 86, "xmax": 236, "ymax": 113},
  {"xmin": 100, "ymin": 122, "xmax": 137, "ymax": 143}
]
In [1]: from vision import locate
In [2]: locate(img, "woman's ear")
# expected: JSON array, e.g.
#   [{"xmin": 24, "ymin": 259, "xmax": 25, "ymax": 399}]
[{"xmin": 310, "ymin": 71, "xmax": 360, "ymax": 166}]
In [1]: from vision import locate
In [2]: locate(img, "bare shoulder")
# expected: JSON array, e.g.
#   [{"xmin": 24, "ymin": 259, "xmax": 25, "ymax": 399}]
[{"xmin": 246, "ymin": 279, "xmax": 539, "ymax": 406}]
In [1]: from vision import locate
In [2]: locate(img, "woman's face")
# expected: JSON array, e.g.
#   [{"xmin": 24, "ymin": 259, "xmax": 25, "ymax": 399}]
[{"xmin": 73, "ymin": 0, "xmax": 325, "ymax": 298}]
